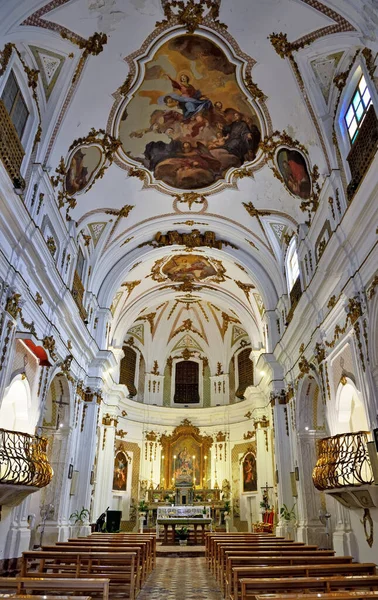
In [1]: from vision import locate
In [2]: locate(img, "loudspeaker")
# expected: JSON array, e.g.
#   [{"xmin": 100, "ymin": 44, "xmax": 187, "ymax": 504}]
[{"xmin": 106, "ymin": 510, "xmax": 122, "ymax": 533}]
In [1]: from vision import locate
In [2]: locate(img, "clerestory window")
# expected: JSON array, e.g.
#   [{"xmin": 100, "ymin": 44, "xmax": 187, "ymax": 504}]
[{"xmin": 344, "ymin": 75, "xmax": 372, "ymax": 144}]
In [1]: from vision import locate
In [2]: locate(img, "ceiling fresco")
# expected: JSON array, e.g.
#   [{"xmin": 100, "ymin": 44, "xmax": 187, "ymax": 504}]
[{"xmin": 116, "ymin": 33, "xmax": 264, "ymax": 192}]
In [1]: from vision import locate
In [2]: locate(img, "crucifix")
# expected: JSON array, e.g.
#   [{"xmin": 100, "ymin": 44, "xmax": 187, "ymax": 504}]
[{"xmin": 53, "ymin": 393, "xmax": 69, "ymax": 429}]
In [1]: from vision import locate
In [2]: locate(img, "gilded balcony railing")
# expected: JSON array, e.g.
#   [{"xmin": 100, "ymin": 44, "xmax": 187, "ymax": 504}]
[
  {"xmin": 0, "ymin": 98, "xmax": 25, "ymax": 182},
  {"xmin": 0, "ymin": 428, "xmax": 53, "ymax": 488},
  {"xmin": 312, "ymin": 431, "xmax": 373, "ymax": 491}
]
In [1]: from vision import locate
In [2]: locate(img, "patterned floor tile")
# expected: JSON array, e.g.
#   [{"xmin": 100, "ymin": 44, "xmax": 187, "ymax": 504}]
[{"xmin": 137, "ymin": 557, "xmax": 223, "ymax": 599}]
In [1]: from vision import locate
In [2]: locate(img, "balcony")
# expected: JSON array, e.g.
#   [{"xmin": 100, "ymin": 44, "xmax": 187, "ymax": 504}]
[
  {"xmin": 347, "ymin": 104, "xmax": 378, "ymax": 200},
  {"xmin": 0, "ymin": 98, "xmax": 25, "ymax": 183},
  {"xmin": 0, "ymin": 428, "xmax": 53, "ymax": 506},
  {"xmin": 312, "ymin": 431, "xmax": 378, "ymax": 509}
]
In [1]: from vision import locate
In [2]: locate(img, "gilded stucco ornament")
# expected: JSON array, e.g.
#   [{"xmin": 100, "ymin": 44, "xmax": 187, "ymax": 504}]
[
  {"xmin": 157, "ymin": 0, "xmax": 227, "ymax": 34},
  {"xmin": 61, "ymin": 31, "xmax": 107, "ymax": 84},
  {"xmin": 43, "ymin": 335, "xmax": 58, "ymax": 362},
  {"xmin": 138, "ymin": 228, "xmax": 237, "ymax": 250},
  {"xmin": 5, "ymin": 292, "xmax": 22, "ymax": 319}
]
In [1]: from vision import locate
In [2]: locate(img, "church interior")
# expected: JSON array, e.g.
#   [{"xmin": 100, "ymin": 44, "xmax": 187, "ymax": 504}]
[{"xmin": 0, "ymin": 0, "xmax": 378, "ymax": 598}]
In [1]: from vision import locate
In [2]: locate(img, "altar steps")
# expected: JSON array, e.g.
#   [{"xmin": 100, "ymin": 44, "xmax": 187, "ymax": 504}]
[{"xmin": 157, "ymin": 544, "xmax": 205, "ymax": 558}]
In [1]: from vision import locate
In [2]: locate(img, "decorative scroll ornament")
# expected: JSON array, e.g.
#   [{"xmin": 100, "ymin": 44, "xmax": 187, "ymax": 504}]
[
  {"xmin": 42, "ymin": 335, "xmax": 58, "ymax": 362},
  {"xmin": 157, "ymin": 0, "xmax": 227, "ymax": 34},
  {"xmin": 139, "ymin": 228, "xmax": 237, "ymax": 250},
  {"xmin": 269, "ymin": 32, "xmax": 310, "ymax": 59},
  {"xmin": 5, "ymin": 292, "xmax": 22, "ymax": 319},
  {"xmin": 51, "ymin": 128, "xmax": 122, "ymax": 218},
  {"xmin": 61, "ymin": 31, "xmax": 107, "ymax": 84}
]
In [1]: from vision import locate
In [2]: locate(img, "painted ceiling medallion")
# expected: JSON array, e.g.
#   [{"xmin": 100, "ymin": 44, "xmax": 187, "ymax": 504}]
[
  {"xmin": 151, "ymin": 254, "xmax": 226, "ymax": 284},
  {"xmin": 110, "ymin": 24, "xmax": 269, "ymax": 194}
]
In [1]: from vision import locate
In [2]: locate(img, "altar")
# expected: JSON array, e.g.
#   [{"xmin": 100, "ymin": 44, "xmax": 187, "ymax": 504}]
[{"xmin": 156, "ymin": 505, "xmax": 212, "ymax": 544}]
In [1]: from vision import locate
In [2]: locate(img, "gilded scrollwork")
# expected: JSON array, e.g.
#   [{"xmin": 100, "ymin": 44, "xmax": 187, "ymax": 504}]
[
  {"xmin": 61, "ymin": 31, "xmax": 107, "ymax": 84},
  {"xmin": 138, "ymin": 228, "xmax": 237, "ymax": 250},
  {"xmin": 156, "ymin": 0, "xmax": 227, "ymax": 34}
]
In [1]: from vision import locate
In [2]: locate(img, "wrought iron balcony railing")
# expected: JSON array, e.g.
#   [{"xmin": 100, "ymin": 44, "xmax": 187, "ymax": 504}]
[
  {"xmin": 0, "ymin": 428, "xmax": 53, "ymax": 488},
  {"xmin": 312, "ymin": 431, "xmax": 373, "ymax": 491}
]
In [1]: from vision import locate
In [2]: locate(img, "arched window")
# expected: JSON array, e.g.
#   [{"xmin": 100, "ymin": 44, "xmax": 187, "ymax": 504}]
[
  {"xmin": 174, "ymin": 360, "xmax": 199, "ymax": 404},
  {"xmin": 236, "ymin": 349, "xmax": 253, "ymax": 399},
  {"xmin": 0, "ymin": 376, "xmax": 32, "ymax": 433},
  {"xmin": 120, "ymin": 346, "xmax": 137, "ymax": 397},
  {"xmin": 286, "ymin": 237, "xmax": 299, "ymax": 292}
]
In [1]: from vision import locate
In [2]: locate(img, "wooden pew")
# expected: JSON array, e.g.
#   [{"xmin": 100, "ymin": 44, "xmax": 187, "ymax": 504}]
[
  {"xmin": 254, "ymin": 593, "xmax": 378, "ymax": 600},
  {"xmin": 0, "ymin": 577, "xmax": 109, "ymax": 600},
  {"xmin": 226, "ymin": 556, "xmax": 355, "ymax": 600},
  {"xmin": 63, "ymin": 538, "xmax": 153, "ymax": 576},
  {"xmin": 43, "ymin": 545, "xmax": 143, "ymax": 592},
  {"xmin": 205, "ymin": 533, "xmax": 284, "ymax": 563},
  {"xmin": 240, "ymin": 575, "xmax": 378, "ymax": 600},
  {"xmin": 208, "ymin": 537, "xmax": 301, "ymax": 572},
  {"xmin": 215, "ymin": 544, "xmax": 322, "ymax": 580},
  {"xmin": 21, "ymin": 552, "xmax": 136, "ymax": 600},
  {"xmin": 212, "ymin": 542, "xmax": 314, "ymax": 578},
  {"xmin": 229, "ymin": 563, "xmax": 377, "ymax": 600},
  {"xmin": 218, "ymin": 548, "xmax": 335, "ymax": 588},
  {"xmin": 79, "ymin": 535, "xmax": 156, "ymax": 570}
]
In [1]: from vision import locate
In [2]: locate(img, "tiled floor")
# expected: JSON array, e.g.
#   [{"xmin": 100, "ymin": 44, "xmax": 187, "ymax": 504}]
[{"xmin": 138, "ymin": 557, "xmax": 223, "ymax": 599}]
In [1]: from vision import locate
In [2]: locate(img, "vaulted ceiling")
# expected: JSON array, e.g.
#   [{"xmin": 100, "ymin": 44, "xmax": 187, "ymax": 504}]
[{"xmin": 1, "ymin": 0, "xmax": 372, "ymax": 354}]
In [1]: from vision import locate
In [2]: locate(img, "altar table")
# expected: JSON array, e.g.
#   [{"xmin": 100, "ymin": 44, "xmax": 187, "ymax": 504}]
[{"xmin": 157, "ymin": 518, "xmax": 213, "ymax": 545}]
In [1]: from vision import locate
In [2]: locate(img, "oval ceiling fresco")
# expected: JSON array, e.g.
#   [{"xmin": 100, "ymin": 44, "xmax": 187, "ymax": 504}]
[{"xmin": 118, "ymin": 34, "xmax": 262, "ymax": 191}]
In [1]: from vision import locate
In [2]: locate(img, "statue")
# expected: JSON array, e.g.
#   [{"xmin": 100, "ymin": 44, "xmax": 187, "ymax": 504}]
[{"xmin": 221, "ymin": 479, "xmax": 231, "ymax": 500}]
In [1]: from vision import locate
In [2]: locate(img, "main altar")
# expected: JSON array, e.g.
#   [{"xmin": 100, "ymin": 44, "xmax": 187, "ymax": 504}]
[{"xmin": 156, "ymin": 505, "xmax": 212, "ymax": 544}]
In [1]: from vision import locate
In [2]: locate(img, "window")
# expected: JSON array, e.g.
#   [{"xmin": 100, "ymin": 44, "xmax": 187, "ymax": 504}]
[
  {"xmin": 120, "ymin": 346, "xmax": 137, "ymax": 396},
  {"xmin": 1, "ymin": 70, "xmax": 29, "ymax": 140},
  {"xmin": 344, "ymin": 75, "xmax": 372, "ymax": 144},
  {"xmin": 286, "ymin": 238, "xmax": 299, "ymax": 292},
  {"xmin": 174, "ymin": 361, "xmax": 199, "ymax": 404},
  {"xmin": 236, "ymin": 349, "xmax": 253, "ymax": 398}
]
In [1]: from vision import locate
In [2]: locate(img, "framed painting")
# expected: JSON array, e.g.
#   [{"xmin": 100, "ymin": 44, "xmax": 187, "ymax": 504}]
[
  {"xmin": 277, "ymin": 147, "xmax": 311, "ymax": 200},
  {"xmin": 242, "ymin": 451, "xmax": 257, "ymax": 492},
  {"xmin": 112, "ymin": 451, "xmax": 128, "ymax": 491}
]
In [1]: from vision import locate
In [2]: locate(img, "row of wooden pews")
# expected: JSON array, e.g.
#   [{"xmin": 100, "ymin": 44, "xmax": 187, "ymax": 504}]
[
  {"xmin": 206, "ymin": 532, "xmax": 378, "ymax": 600},
  {"xmin": 0, "ymin": 532, "xmax": 156, "ymax": 600}
]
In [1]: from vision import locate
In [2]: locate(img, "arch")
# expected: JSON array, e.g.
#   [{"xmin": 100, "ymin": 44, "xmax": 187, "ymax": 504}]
[
  {"xmin": 0, "ymin": 374, "xmax": 32, "ymax": 433},
  {"xmin": 335, "ymin": 377, "xmax": 369, "ymax": 433},
  {"xmin": 296, "ymin": 374, "xmax": 326, "ymax": 434}
]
